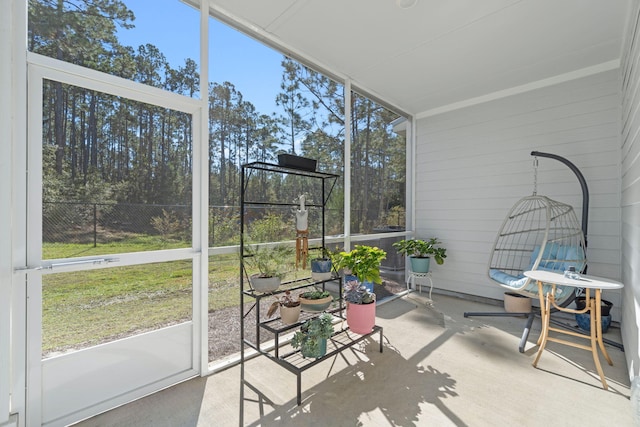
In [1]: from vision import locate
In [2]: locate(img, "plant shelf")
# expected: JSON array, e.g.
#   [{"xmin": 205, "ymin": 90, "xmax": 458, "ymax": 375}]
[{"xmin": 239, "ymin": 162, "xmax": 383, "ymax": 409}]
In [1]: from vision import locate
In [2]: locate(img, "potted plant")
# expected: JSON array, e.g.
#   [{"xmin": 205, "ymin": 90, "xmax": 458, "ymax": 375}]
[
  {"xmin": 343, "ymin": 279, "xmax": 376, "ymax": 334},
  {"xmin": 266, "ymin": 290, "xmax": 301, "ymax": 325},
  {"xmin": 310, "ymin": 256, "xmax": 333, "ymax": 281},
  {"xmin": 291, "ymin": 313, "xmax": 334, "ymax": 358},
  {"xmin": 332, "ymin": 245, "xmax": 387, "ymax": 292},
  {"xmin": 299, "ymin": 288, "xmax": 333, "ymax": 312},
  {"xmin": 244, "ymin": 243, "xmax": 295, "ymax": 292},
  {"xmin": 574, "ymin": 296, "xmax": 613, "ymax": 333},
  {"xmin": 392, "ymin": 237, "xmax": 446, "ymax": 273}
]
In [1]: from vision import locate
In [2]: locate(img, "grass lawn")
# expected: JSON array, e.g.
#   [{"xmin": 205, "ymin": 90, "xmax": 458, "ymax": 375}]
[
  {"xmin": 42, "ymin": 234, "xmax": 189, "ymax": 259},
  {"xmin": 41, "ymin": 238, "xmax": 311, "ymax": 357}
]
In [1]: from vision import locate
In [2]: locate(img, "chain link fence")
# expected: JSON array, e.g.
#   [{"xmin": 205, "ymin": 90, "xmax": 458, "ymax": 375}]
[
  {"xmin": 43, "ymin": 202, "xmax": 192, "ymax": 246},
  {"xmin": 43, "ymin": 202, "xmax": 402, "ymax": 250}
]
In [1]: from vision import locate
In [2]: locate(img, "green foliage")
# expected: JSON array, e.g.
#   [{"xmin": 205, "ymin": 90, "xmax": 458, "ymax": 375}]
[
  {"xmin": 377, "ymin": 205, "xmax": 405, "ymax": 228},
  {"xmin": 151, "ymin": 209, "xmax": 182, "ymax": 241},
  {"xmin": 247, "ymin": 213, "xmax": 290, "ymax": 243},
  {"xmin": 300, "ymin": 289, "xmax": 331, "ymax": 300},
  {"xmin": 291, "ymin": 313, "xmax": 334, "ymax": 356},
  {"xmin": 393, "ymin": 238, "xmax": 447, "ymax": 265},
  {"xmin": 332, "ymin": 245, "xmax": 387, "ymax": 284},
  {"xmin": 349, "ymin": 92, "xmax": 406, "ymax": 234},
  {"xmin": 276, "ymin": 57, "xmax": 312, "ymax": 153},
  {"xmin": 243, "ymin": 243, "xmax": 295, "ymax": 279},
  {"xmin": 31, "ymin": 0, "xmax": 407, "ymax": 247},
  {"xmin": 28, "ymin": 0, "xmax": 135, "ymax": 66},
  {"xmin": 209, "ymin": 209, "xmax": 240, "ymax": 246}
]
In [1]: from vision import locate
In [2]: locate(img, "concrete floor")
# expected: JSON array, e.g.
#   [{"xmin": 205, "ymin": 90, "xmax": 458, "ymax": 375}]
[{"xmin": 74, "ymin": 292, "xmax": 633, "ymax": 426}]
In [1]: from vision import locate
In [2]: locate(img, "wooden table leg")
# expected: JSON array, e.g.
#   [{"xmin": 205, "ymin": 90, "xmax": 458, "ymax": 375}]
[
  {"xmin": 535, "ymin": 282, "xmax": 546, "ymax": 346},
  {"xmin": 533, "ymin": 284, "xmax": 551, "ymax": 367},
  {"xmin": 524, "ymin": 272, "xmax": 620, "ymax": 391},
  {"xmin": 594, "ymin": 290, "xmax": 614, "ymax": 366},
  {"xmin": 589, "ymin": 297, "xmax": 608, "ymax": 390}
]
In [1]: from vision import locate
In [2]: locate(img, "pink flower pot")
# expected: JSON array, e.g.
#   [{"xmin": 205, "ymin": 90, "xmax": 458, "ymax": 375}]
[{"xmin": 346, "ymin": 301, "xmax": 376, "ymax": 334}]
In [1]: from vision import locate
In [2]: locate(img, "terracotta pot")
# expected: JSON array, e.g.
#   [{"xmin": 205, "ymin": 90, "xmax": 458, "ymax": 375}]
[{"xmin": 346, "ymin": 301, "xmax": 376, "ymax": 334}]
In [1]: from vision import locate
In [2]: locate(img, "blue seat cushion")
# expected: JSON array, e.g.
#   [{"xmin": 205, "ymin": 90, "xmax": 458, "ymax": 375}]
[
  {"xmin": 528, "ymin": 244, "xmax": 585, "ymax": 273},
  {"xmin": 489, "ymin": 268, "xmax": 574, "ymax": 300},
  {"xmin": 490, "ymin": 243, "xmax": 584, "ymax": 299},
  {"xmin": 489, "ymin": 269, "xmax": 527, "ymax": 288}
]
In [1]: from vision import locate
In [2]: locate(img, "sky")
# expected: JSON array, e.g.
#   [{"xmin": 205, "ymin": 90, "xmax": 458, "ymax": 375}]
[{"xmin": 116, "ymin": 0, "xmax": 285, "ymax": 116}]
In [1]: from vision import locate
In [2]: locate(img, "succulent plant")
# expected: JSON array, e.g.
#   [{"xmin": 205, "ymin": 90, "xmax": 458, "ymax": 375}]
[
  {"xmin": 291, "ymin": 313, "xmax": 334, "ymax": 357},
  {"xmin": 343, "ymin": 279, "xmax": 375, "ymax": 304}
]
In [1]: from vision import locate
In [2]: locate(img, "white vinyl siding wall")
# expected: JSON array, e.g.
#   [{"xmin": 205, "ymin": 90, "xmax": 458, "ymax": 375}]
[
  {"xmin": 620, "ymin": 2, "xmax": 640, "ymax": 380},
  {"xmin": 414, "ymin": 69, "xmax": 622, "ymax": 320}
]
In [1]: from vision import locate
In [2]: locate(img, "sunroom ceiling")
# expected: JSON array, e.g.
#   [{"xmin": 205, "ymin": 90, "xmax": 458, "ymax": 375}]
[{"xmin": 204, "ymin": 0, "xmax": 631, "ymax": 117}]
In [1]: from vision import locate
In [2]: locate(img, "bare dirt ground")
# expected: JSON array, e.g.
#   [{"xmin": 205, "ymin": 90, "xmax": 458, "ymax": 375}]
[{"xmin": 208, "ymin": 278, "xmax": 406, "ymax": 362}]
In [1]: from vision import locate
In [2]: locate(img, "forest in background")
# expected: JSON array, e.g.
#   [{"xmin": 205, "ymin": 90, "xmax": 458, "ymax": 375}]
[{"xmin": 29, "ymin": 0, "xmax": 406, "ymax": 250}]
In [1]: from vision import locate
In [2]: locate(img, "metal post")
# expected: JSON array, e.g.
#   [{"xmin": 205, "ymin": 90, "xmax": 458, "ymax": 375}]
[
  {"xmin": 93, "ymin": 203, "xmax": 97, "ymax": 247},
  {"xmin": 239, "ymin": 165, "xmax": 246, "ymax": 426},
  {"xmin": 530, "ymin": 151, "xmax": 589, "ymax": 249}
]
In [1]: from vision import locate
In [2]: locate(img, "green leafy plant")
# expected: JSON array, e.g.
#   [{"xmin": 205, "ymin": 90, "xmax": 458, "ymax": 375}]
[
  {"xmin": 209, "ymin": 209, "xmax": 240, "ymax": 246},
  {"xmin": 392, "ymin": 238, "xmax": 447, "ymax": 265},
  {"xmin": 300, "ymin": 289, "xmax": 331, "ymax": 300},
  {"xmin": 343, "ymin": 279, "xmax": 375, "ymax": 304},
  {"xmin": 244, "ymin": 243, "xmax": 295, "ymax": 279},
  {"xmin": 332, "ymin": 245, "xmax": 387, "ymax": 284},
  {"xmin": 247, "ymin": 213, "xmax": 290, "ymax": 243},
  {"xmin": 291, "ymin": 313, "xmax": 334, "ymax": 357}
]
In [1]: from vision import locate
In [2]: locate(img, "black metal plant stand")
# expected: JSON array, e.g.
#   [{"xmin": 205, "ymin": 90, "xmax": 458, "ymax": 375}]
[{"xmin": 238, "ymin": 162, "xmax": 383, "ymax": 425}]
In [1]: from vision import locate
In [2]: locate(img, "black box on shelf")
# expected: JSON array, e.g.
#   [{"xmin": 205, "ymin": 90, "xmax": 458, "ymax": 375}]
[{"xmin": 277, "ymin": 154, "xmax": 317, "ymax": 171}]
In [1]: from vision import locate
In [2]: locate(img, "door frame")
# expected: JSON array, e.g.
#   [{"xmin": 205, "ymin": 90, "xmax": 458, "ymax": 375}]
[{"xmin": 23, "ymin": 52, "xmax": 207, "ymax": 427}]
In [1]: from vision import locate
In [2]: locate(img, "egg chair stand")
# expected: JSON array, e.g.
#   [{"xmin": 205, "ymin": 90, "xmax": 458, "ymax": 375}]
[{"xmin": 464, "ymin": 152, "xmax": 589, "ymax": 353}]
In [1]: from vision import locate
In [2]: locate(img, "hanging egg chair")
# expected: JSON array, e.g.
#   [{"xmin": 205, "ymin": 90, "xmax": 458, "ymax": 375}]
[
  {"xmin": 487, "ymin": 194, "xmax": 587, "ymax": 307},
  {"xmin": 466, "ymin": 152, "xmax": 589, "ymax": 353}
]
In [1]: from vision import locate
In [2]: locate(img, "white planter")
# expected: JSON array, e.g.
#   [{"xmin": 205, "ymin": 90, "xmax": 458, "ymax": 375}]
[
  {"xmin": 312, "ymin": 272, "xmax": 332, "ymax": 281},
  {"xmin": 249, "ymin": 275, "xmax": 280, "ymax": 292}
]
